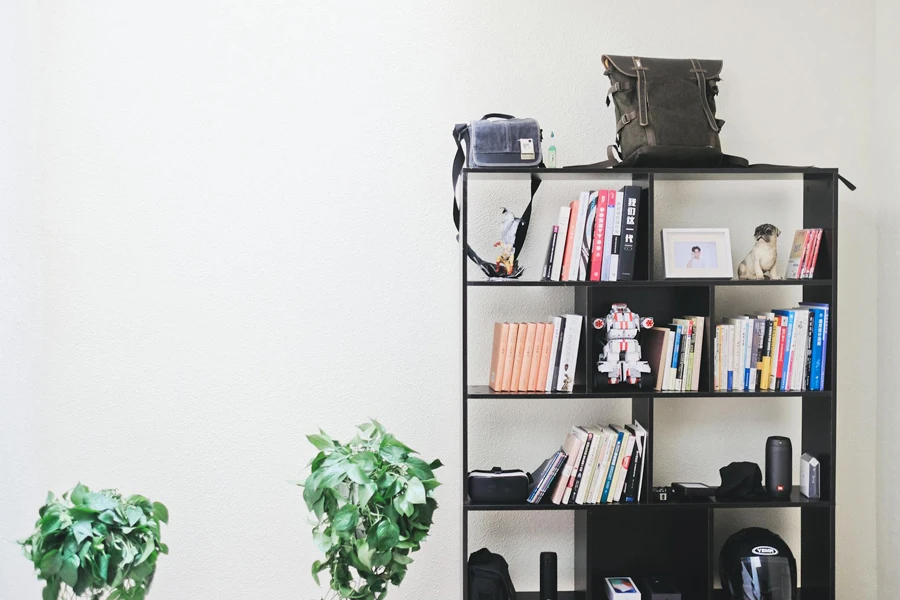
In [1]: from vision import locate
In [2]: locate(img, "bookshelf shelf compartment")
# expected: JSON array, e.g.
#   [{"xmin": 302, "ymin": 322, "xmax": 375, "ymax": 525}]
[{"xmin": 461, "ymin": 169, "xmax": 840, "ymax": 600}]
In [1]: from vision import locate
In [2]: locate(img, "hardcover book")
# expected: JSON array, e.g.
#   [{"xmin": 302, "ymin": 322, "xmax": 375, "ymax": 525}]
[
  {"xmin": 500, "ymin": 323, "xmax": 519, "ymax": 392},
  {"xmin": 616, "ymin": 186, "xmax": 641, "ymax": 281},
  {"xmin": 560, "ymin": 200, "xmax": 579, "ymax": 282},
  {"xmin": 589, "ymin": 190, "xmax": 609, "ymax": 281},
  {"xmin": 488, "ymin": 322, "xmax": 510, "ymax": 392},
  {"xmin": 555, "ymin": 314, "xmax": 583, "ymax": 392},
  {"xmin": 550, "ymin": 206, "xmax": 571, "ymax": 281},
  {"xmin": 578, "ymin": 191, "xmax": 598, "ymax": 281}
]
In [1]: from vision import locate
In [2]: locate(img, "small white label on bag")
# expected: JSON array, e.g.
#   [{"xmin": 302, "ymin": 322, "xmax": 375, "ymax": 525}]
[{"xmin": 519, "ymin": 138, "xmax": 535, "ymax": 160}]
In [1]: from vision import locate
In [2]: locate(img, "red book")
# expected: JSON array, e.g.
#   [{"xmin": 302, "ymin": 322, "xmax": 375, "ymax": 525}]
[
  {"xmin": 589, "ymin": 190, "xmax": 610, "ymax": 281},
  {"xmin": 806, "ymin": 229, "xmax": 823, "ymax": 279},
  {"xmin": 559, "ymin": 200, "xmax": 579, "ymax": 282},
  {"xmin": 774, "ymin": 317, "xmax": 788, "ymax": 389},
  {"xmin": 799, "ymin": 229, "xmax": 816, "ymax": 278}
]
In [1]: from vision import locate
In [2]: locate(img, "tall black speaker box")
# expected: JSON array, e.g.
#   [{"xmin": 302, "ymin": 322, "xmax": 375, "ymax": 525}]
[
  {"xmin": 765, "ymin": 435, "xmax": 792, "ymax": 499},
  {"xmin": 539, "ymin": 552, "xmax": 557, "ymax": 600}
]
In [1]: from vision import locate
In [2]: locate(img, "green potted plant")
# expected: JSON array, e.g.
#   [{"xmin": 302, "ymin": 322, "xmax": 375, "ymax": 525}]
[
  {"xmin": 299, "ymin": 420, "xmax": 442, "ymax": 600},
  {"xmin": 20, "ymin": 483, "xmax": 169, "ymax": 600}
]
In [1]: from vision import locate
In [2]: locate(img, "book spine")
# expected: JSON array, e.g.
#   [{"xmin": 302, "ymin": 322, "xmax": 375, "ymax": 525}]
[
  {"xmin": 560, "ymin": 201, "xmax": 579, "ymax": 282},
  {"xmin": 661, "ymin": 329, "xmax": 675, "ymax": 391},
  {"xmin": 774, "ymin": 317, "xmax": 787, "ymax": 390},
  {"xmin": 714, "ymin": 326, "xmax": 721, "ymax": 391},
  {"xmin": 780, "ymin": 311, "xmax": 795, "ymax": 391},
  {"xmin": 536, "ymin": 323, "xmax": 556, "ymax": 392},
  {"xmin": 509, "ymin": 324, "xmax": 527, "ymax": 393},
  {"xmin": 600, "ymin": 433, "xmax": 623, "ymax": 503},
  {"xmin": 555, "ymin": 315, "xmax": 583, "ymax": 392},
  {"xmin": 590, "ymin": 190, "xmax": 609, "ymax": 281},
  {"xmin": 600, "ymin": 191, "xmax": 617, "ymax": 281},
  {"xmin": 546, "ymin": 316, "xmax": 564, "ymax": 392},
  {"xmin": 804, "ymin": 310, "xmax": 815, "ymax": 391},
  {"xmin": 518, "ymin": 323, "xmax": 537, "ymax": 391},
  {"xmin": 685, "ymin": 320, "xmax": 696, "ymax": 392},
  {"xmin": 489, "ymin": 322, "xmax": 509, "ymax": 392},
  {"xmin": 799, "ymin": 229, "xmax": 815, "ymax": 279},
  {"xmin": 760, "ymin": 315, "xmax": 773, "ymax": 390},
  {"xmin": 670, "ymin": 325, "xmax": 683, "ymax": 390},
  {"xmin": 791, "ymin": 311, "xmax": 807, "ymax": 392},
  {"xmin": 807, "ymin": 229, "xmax": 823, "ymax": 279},
  {"xmin": 726, "ymin": 325, "xmax": 734, "ymax": 391},
  {"xmin": 542, "ymin": 226, "xmax": 559, "ymax": 281},
  {"xmin": 786, "ymin": 230, "xmax": 808, "ymax": 279},
  {"xmin": 613, "ymin": 433, "xmax": 634, "ymax": 502},
  {"xmin": 585, "ymin": 430, "xmax": 612, "ymax": 504},
  {"xmin": 527, "ymin": 323, "xmax": 546, "ymax": 392},
  {"xmin": 616, "ymin": 186, "xmax": 640, "ymax": 281},
  {"xmin": 550, "ymin": 207, "xmax": 571, "ymax": 281},
  {"xmin": 809, "ymin": 309, "xmax": 824, "ymax": 391},
  {"xmin": 500, "ymin": 323, "xmax": 519, "ymax": 392},
  {"xmin": 560, "ymin": 429, "xmax": 587, "ymax": 504},
  {"xmin": 569, "ymin": 431, "xmax": 594, "ymax": 504},
  {"xmin": 622, "ymin": 428, "xmax": 639, "ymax": 502},
  {"xmin": 743, "ymin": 319, "xmax": 752, "ymax": 391},
  {"xmin": 819, "ymin": 307, "xmax": 829, "ymax": 391},
  {"xmin": 578, "ymin": 192, "xmax": 597, "ymax": 281},
  {"xmin": 607, "ymin": 190, "xmax": 625, "ymax": 281},
  {"xmin": 568, "ymin": 193, "xmax": 589, "ymax": 281}
]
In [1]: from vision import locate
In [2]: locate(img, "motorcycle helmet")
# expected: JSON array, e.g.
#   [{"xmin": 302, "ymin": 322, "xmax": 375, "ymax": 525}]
[{"xmin": 719, "ymin": 527, "xmax": 797, "ymax": 600}]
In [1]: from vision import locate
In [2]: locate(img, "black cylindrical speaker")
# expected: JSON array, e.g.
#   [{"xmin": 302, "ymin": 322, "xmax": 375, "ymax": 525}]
[
  {"xmin": 765, "ymin": 436, "xmax": 792, "ymax": 499},
  {"xmin": 540, "ymin": 552, "xmax": 557, "ymax": 600}
]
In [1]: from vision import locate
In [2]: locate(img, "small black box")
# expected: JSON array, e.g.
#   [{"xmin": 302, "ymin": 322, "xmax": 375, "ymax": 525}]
[
  {"xmin": 640, "ymin": 576, "xmax": 680, "ymax": 600},
  {"xmin": 652, "ymin": 486, "xmax": 673, "ymax": 503}
]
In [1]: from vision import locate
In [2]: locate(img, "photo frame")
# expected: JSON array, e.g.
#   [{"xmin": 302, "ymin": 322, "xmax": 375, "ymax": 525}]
[{"xmin": 661, "ymin": 228, "xmax": 733, "ymax": 279}]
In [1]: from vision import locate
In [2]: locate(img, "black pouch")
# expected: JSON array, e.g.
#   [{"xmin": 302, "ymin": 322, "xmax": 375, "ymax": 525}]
[
  {"xmin": 468, "ymin": 467, "xmax": 531, "ymax": 504},
  {"xmin": 469, "ymin": 548, "xmax": 517, "ymax": 600}
]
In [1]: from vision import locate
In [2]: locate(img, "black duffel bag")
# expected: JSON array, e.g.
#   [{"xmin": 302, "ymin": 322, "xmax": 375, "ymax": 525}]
[{"xmin": 602, "ymin": 54, "xmax": 747, "ymax": 168}]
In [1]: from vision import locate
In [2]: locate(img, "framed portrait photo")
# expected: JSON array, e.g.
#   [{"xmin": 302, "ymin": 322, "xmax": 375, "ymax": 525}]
[{"xmin": 661, "ymin": 228, "xmax": 733, "ymax": 279}]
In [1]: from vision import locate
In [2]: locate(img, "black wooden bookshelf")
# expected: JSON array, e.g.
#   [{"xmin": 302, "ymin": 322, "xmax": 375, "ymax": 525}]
[{"xmin": 460, "ymin": 167, "xmax": 839, "ymax": 600}]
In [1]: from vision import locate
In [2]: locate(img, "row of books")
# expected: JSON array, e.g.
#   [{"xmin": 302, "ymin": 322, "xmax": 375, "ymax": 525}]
[
  {"xmin": 529, "ymin": 421, "xmax": 648, "ymax": 505},
  {"xmin": 488, "ymin": 316, "xmax": 583, "ymax": 393},
  {"xmin": 785, "ymin": 229, "xmax": 825, "ymax": 279},
  {"xmin": 541, "ymin": 187, "xmax": 642, "ymax": 282},
  {"xmin": 642, "ymin": 316, "xmax": 706, "ymax": 392},
  {"xmin": 713, "ymin": 303, "xmax": 829, "ymax": 392}
]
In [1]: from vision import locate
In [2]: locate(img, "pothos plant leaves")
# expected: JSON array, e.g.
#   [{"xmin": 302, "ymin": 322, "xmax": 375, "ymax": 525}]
[
  {"xmin": 298, "ymin": 420, "xmax": 442, "ymax": 600},
  {"xmin": 20, "ymin": 484, "xmax": 168, "ymax": 600}
]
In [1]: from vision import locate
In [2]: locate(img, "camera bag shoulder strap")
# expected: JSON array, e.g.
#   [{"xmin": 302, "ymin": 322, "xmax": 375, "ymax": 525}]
[{"xmin": 453, "ymin": 114, "xmax": 542, "ymax": 277}]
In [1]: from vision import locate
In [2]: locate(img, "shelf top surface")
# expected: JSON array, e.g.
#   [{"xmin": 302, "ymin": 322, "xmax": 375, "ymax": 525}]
[{"xmin": 464, "ymin": 166, "xmax": 838, "ymax": 181}]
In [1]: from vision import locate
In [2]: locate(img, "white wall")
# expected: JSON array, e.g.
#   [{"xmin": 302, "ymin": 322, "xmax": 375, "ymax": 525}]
[
  {"xmin": 876, "ymin": 0, "xmax": 900, "ymax": 597},
  {"xmin": 0, "ymin": 1, "xmax": 876, "ymax": 598}
]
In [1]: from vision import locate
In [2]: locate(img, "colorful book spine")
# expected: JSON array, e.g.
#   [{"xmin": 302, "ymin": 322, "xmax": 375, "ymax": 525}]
[
  {"xmin": 578, "ymin": 192, "xmax": 597, "ymax": 281},
  {"xmin": 568, "ymin": 193, "xmax": 589, "ymax": 281},
  {"xmin": 560, "ymin": 200, "xmax": 579, "ymax": 282},
  {"xmin": 600, "ymin": 191, "xmax": 617, "ymax": 281},
  {"xmin": 807, "ymin": 229, "xmax": 823, "ymax": 278},
  {"xmin": 589, "ymin": 190, "xmax": 609, "ymax": 281},
  {"xmin": 600, "ymin": 430, "xmax": 623, "ymax": 503},
  {"xmin": 550, "ymin": 207, "xmax": 571, "ymax": 281},
  {"xmin": 568, "ymin": 428, "xmax": 594, "ymax": 504},
  {"xmin": 535, "ymin": 323, "xmax": 556, "ymax": 392}
]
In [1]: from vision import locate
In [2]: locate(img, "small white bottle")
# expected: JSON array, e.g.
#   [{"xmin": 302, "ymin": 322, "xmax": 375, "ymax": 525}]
[{"xmin": 546, "ymin": 131, "xmax": 557, "ymax": 168}]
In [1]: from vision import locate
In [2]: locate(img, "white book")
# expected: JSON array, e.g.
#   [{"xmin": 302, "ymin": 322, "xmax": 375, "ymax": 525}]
[
  {"xmin": 769, "ymin": 318, "xmax": 782, "ymax": 391},
  {"xmin": 544, "ymin": 316, "xmax": 564, "ymax": 392},
  {"xmin": 575, "ymin": 426, "xmax": 604, "ymax": 505},
  {"xmin": 744, "ymin": 318, "xmax": 755, "ymax": 392},
  {"xmin": 597, "ymin": 426, "xmax": 621, "ymax": 503},
  {"xmin": 632, "ymin": 420, "xmax": 648, "ymax": 501},
  {"xmin": 550, "ymin": 206, "xmax": 571, "ymax": 281},
  {"xmin": 561, "ymin": 426, "xmax": 590, "ymax": 505},
  {"xmin": 585, "ymin": 427, "xmax": 614, "ymax": 504},
  {"xmin": 725, "ymin": 324, "xmax": 735, "ymax": 391},
  {"xmin": 577, "ymin": 191, "xmax": 598, "ymax": 281},
  {"xmin": 567, "ymin": 193, "xmax": 589, "ymax": 281},
  {"xmin": 662, "ymin": 330, "xmax": 676, "ymax": 391},
  {"xmin": 791, "ymin": 308, "xmax": 809, "ymax": 391},
  {"xmin": 555, "ymin": 314, "xmax": 583, "ymax": 392},
  {"xmin": 728, "ymin": 318, "xmax": 745, "ymax": 391},
  {"xmin": 686, "ymin": 316, "xmax": 705, "ymax": 392},
  {"xmin": 607, "ymin": 190, "xmax": 625, "ymax": 282}
]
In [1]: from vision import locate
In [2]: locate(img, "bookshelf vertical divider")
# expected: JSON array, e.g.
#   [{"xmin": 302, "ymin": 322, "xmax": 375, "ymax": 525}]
[{"xmin": 461, "ymin": 167, "xmax": 839, "ymax": 600}]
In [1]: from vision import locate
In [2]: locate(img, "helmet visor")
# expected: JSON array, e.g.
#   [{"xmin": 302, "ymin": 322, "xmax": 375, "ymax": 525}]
[{"xmin": 736, "ymin": 556, "xmax": 793, "ymax": 600}]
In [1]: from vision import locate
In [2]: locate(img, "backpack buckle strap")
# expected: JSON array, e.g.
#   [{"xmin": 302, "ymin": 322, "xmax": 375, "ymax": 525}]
[
  {"xmin": 631, "ymin": 56, "xmax": 650, "ymax": 126},
  {"xmin": 691, "ymin": 58, "xmax": 720, "ymax": 133},
  {"xmin": 605, "ymin": 81, "xmax": 633, "ymax": 107},
  {"xmin": 617, "ymin": 111, "xmax": 637, "ymax": 132}
]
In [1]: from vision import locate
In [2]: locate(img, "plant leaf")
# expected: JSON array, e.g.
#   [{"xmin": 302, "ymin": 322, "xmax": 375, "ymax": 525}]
[
  {"xmin": 42, "ymin": 580, "xmax": 60, "ymax": 600},
  {"xmin": 85, "ymin": 493, "xmax": 117, "ymax": 512},
  {"xmin": 404, "ymin": 477, "xmax": 427, "ymax": 505},
  {"xmin": 39, "ymin": 550, "xmax": 63, "ymax": 575},
  {"xmin": 71, "ymin": 483, "xmax": 88, "ymax": 506},
  {"xmin": 152, "ymin": 502, "xmax": 169, "ymax": 524},
  {"xmin": 59, "ymin": 554, "xmax": 79, "ymax": 587},
  {"xmin": 332, "ymin": 505, "xmax": 359, "ymax": 533},
  {"xmin": 307, "ymin": 433, "xmax": 334, "ymax": 451},
  {"xmin": 374, "ymin": 519, "xmax": 400, "ymax": 550},
  {"xmin": 392, "ymin": 550, "xmax": 413, "ymax": 565},
  {"xmin": 72, "ymin": 521, "xmax": 93, "ymax": 544},
  {"xmin": 344, "ymin": 463, "xmax": 371, "ymax": 485}
]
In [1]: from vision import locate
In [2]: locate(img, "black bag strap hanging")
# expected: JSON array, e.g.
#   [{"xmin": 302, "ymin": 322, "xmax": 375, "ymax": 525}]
[{"xmin": 452, "ymin": 114, "xmax": 542, "ymax": 277}]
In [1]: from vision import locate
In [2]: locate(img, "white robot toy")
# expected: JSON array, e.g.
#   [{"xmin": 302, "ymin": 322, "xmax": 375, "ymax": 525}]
[{"xmin": 593, "ymin": 303, "xmax": 654, "ymax": 385}]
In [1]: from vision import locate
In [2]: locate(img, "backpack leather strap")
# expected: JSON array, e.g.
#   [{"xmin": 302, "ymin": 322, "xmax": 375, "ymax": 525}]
[
  {"xmin": 690, "ymin": 58, "xmax": 720, "ymax": 133},
  {"xmin": 632, "ymin": 56, "xmax": 650, "ymax": 127}
]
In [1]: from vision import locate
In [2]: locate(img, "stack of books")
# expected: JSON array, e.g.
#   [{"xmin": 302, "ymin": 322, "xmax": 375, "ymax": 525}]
[
  {"xmin": 640, "ymin": 316, "xmax": 705, "ymax": 392},
  {"xmin": 541, "ymin": 186, "xmax": 642, "ymax": 282},
  {"xmin": 528, "ymin": 421, "xmax": 648, "ymax": 505},
  {"xmin": 488, "ymin": 315, "xmax": 583, "ymax": 393},
  {"xmin": 785, "ymin": 229, "xmax": 825, "ymax": 279},
  {"xmin": 714, "ymin": 303, "xmax": 829, "ymax": 392}
]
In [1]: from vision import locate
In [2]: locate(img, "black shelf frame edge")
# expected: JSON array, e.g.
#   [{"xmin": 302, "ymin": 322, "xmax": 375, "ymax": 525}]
[{"xmin": 467, "ymin": 278, "xmax": 834, "ymax": 287}]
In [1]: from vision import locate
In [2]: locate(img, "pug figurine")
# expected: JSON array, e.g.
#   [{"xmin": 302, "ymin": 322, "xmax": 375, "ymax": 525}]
[{"xmin": 737, "ymin": 224, "xmax": 781, "ymax": 280}]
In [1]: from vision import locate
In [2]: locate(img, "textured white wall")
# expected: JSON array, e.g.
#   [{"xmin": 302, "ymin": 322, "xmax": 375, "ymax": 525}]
[
  {"xmin": 0, "ymin": 1, "xmax": 876, "ymax": 599},
  {"xmin": 876, "ymin": 0, "xmax": 899, "ymax": 597}
]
